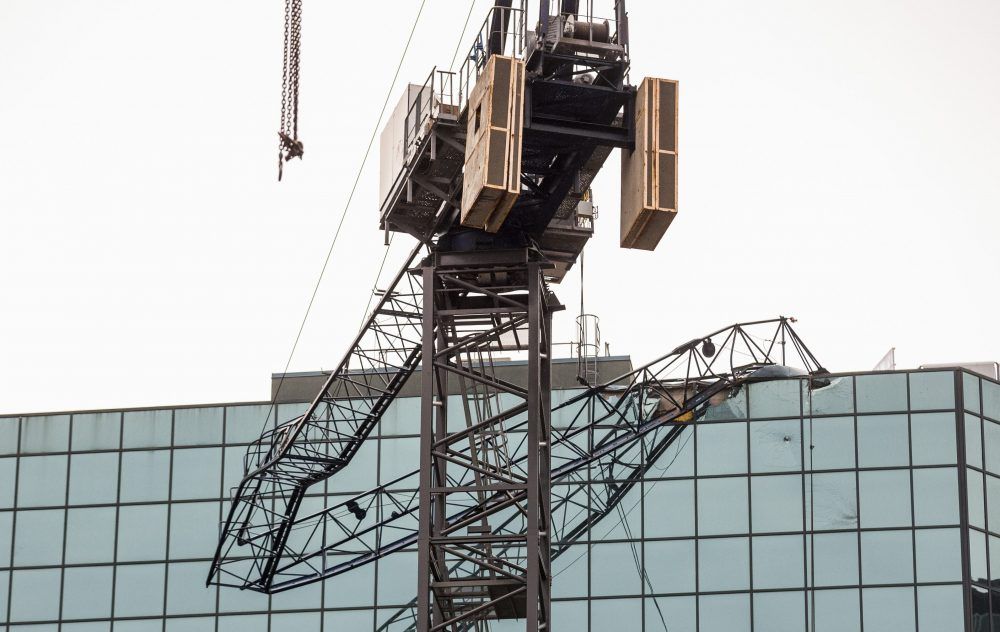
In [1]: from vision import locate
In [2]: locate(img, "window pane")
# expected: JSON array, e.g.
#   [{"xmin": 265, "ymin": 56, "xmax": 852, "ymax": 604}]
[
  {"xmin": 169, "ymin": 501, "xmax": 220, "ymax": 560},
  {"xmin": 71, "ymin": 412, "xmax": 120, "ymax": 451},
  {"xmin": 327, "ymin": 611, "xmax": 375, "ymax": 631},
  {"xmin": 65, "ymin": 507, "xmax": 116, "ymax": 564},
  {"xmin": 912, "ymin": 467, "xmax": 959, "ymax": 526},
  {"xmin": 167, "ymin": 561, "xmax": 217, "ymax": 615},
  {"xmin": 114, "ymin": 563, "xmax": 165, "ymax": 617},
  {"xmin": 856, "ymin": 374, "xmax": 907, "ymax": 413},
  {"xmin": 0, "ymin": 512, "xmax": 10, "ymax": 567},
  {"xmin": 703, "ymin": 385, "xmax": 747, "ymax": 420},
  {"xmin": 807, "ymin": 376, "xmax": 854, "ymax": 415},
  {"xmin": 218, "ymin": 615, "xmax": 267, "ymax": 632},
  {"xmin": 812, "ymin": 531, "xmax": 859, "ymax": 587},
  {"xmin": 753, "ymin": 535, "xmax": 803, "ymax": 589},
  {"xmin": 753, "ymin": 591, "xmax": 805, "ymax": 632},
  {"xmin": 324, "ymin": 554, "xmax": 376, "ymax": 607},
  {"xmin": 751, "ymin": 474, "xmax": 803, "ymax": 533},
  {"xmin": 645, "ymin": 539, "xmax": 695, "ymax": 593},
  {"xmin": 909, "ymin": 371, "xmax": 956, "ymax": 411},
  {"xmin": 985, "ymin": 380, "xmax": 1000, "ymax": 421},
  {"xmin": 20, "ymin": 415, "xmax": 69, "ymax": 453},
  {"xmin": 915, "ymin": 528, "xmax": 961, "ymax": 582},
  {"xmin": 117, "ymin": 503, "xmax": 168, "ymax": 561},
  {"xmin": 62, "ymin": 566, "xmax": 113, "ymax": 619},
  {"xmin": 17, "ymin": 455, "xmax": 67, "ymax": 507},
  {"xmin": 0, "ymin": 458, "xmax": 15, "ymax": 508},
  {"xmin": 649, "ymin": 425, "xmax": 694, "ymax": 478},
  {"xmin": 0, "ymin": 571, "xmax": 8, "ymax": 622},
  {"xmin": 698, "ymin": 537, "xmax": 749, "ymax": 591},
  {"xmin": 965, "ymin": 373, "xmax": 982, "ymax": 413},
  {"xmin": 0, "ymin": 417, "xmax": 18, "ymax": 455},
  {"xmin": 857, "ymin": 414, "xmax": 909, "ymax": 468},
  {"xmin": 859, "ymin": 469, "xmax": 911, "ymax": 528},
  {"xmin": 62, "ymin": 624, "xmax": 111, "ymax": 632},
  {"xmin": 969, "ymin": 470, "xmax": 986, "ymax": 529},
  {"xmin": 917, "ymin": 584, "xmax": 964, "ymax": 632},
  {"xmin": 861, "ymin": 530, "xmax": 913, "ymax": 584},
  {"xmin": 9, "ymin": 568, "xmax": 61, "ymax": 622},
  {"xmin": 749, "ymin": 379, "xmax": 800, "ymax": 418},
  {"xmin": 592, "ymin": 598, "xmax": 640, "ymax": 630},
  {"xmin": 750, "ymin": 419, "xmax": 802, "ymax": 473},
  {"xmin": 13, "ymin": 509, "xmax": 63, "ymax": 566},
  {"xmin": 172, "ymin": 448, "xmax": 222, "ymax": 500},
  {"xmin": 68, "ymin": 452, "xmax": 119, "ymax": 505},
  {"xmin": 806, "ymin": 472, "xmax": 858, "ymax": 530},
  {"xmin": 332, "ymin": 439, "xmax": 378, "ymax": 494},
  {"xmin": 225, "ymin": 405, "xmax": 273, "ymax": 444},
  {"xmin": 122, "ymin": 409, "xmax": 172, "ymax": 449},
  {"xmin": 698, "ymin": 477, "xmax": 748, "ymax": 535},
  {"xmin": 985, "ymin": 420, "xmax": 1000, "ymax": 475},
  {"xmin": 643, "ymin": 479, "xmax": 694, "ymax": 538},
  {"xmin": 120, "ymin": 449, "xmax": 171, "ymax": 502},
  {"xmin": 174, "ymin": 407, "xmax": 223, "ymax": 446},
  {"xmin": 647, "ymin": 596, "xmax": 695, "ymax": 632},
  {"xmin": 813, "ymin": 589, "xmax": 860, "ymax": 632},
  {"xmin": 376, "ymin": 550, "xmax": 416, "ymax": 606},
  {"xmin": 910, "ymin": 413, "xmax": 957, "ymax": 465},
  {"xmin": 805, "ymin": 416, "xmax": 855, "ymax": 471},
  {"xmin": 379, "ymin": 437, "xmax": 419, "ymax": 484},
  {"xmin": 697, "ymin": 422, "xmax": 747, "ymax": 475},
  {"xmin": 166, "ymin": 618, "xmax": 216, "ymax": 632},
  {"xmin": 970, "ymin": 528, "xmax": 988, "ymax": 583},
  {"xmin": 699, "ymin": 593, "xmax": 750, "ymax": 632},
  {"xmin": 966, "ymin": 413, "xmax": 984, "ymax": 469},
  {"xmin": 862, "ymin": 587, "xmax": 915, "ymax": 632},
  {"xmin": 591, "ymin": 542, "xmax": 641, "ymax": 596},
  {"xmin": 270, "ymin": 572, "xmax": 322, "ymax": 611},
  {"xmin": 271, "ymin": 613, "xmax": 321, "ymax": 632},
  {"xmin": 987, "ymin": 474, "xmax": 1000, "ymax": 534}
]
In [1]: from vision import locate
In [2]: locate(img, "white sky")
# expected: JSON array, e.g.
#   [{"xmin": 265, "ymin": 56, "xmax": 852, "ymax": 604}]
[{"xmin": 1, "ymin": 0, "xmax": 998, "ymax": 414}]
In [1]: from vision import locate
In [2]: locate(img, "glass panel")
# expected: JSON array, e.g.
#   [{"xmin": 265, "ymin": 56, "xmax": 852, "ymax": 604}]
[
  {"xmin": 751, "ymin": 474, "xmax": 803, "ymax": 533},
  {"xmin": 218, "ymin": 572, "xmax": 270, "ymax": 612},
  {"xmin": 172, "ymin": 447, "xmax": 222, "ymax": 500},
  {"xmin": 805, "ymin": 416, "xmax": 855, "ymax": 471},
  {"xmin": 912, "ymin": 467, "xmax": 959, "ymax": 526},
  {"xmin": 971, "ymin": 585, "xmax": 989, "ymax": 630},
  {"xmin": 698, "ymin": 593, "xmax": 751, "ymax": 632},
  {"xmin": 65, "ymin": 507, "xmax": 116, "ymax": 564},
  {"xmin": 0, "ymin": 571, "xmax": 7, "ymax": 622},
  {"xmin": 225, "ymin": 404, "xmax": 273, "ymax": 443},
  {"xmin": 860, "ymin": 530, "xmax": 913, "ymax": 584},
  {"xmin": 984, "ymin": 379, "xmax": 1000, "ymax": 420},
  {"xmin": 988, "ymin": 474, "xmax": 1000, "ymax": 534},
  {"xmin": 174, "ymin": 407, "xmax": 223, "ymax": 446},
  {"xmin": 165, "ymin": 618, "xmax": 216, "ymax": 632},
  {"xmin": 122, "ymin": 409, "xmax": 172, "ymax": 449},
  {"xmin": 0, "ymin": 512, "xmax": 10, "ymax": 567},
  {"xmin": 812, "ymin": 531, "xmax": 859, "ymax": 587},
  {"xmin": 856, "ymin": 373, "xmax": 907, "ymax": 413},
  {"xmin": 327, "ymin": 610, "xmax": 375, "ymax": 631},
  {"xmin": 379, "ymin": 395, "xmax": 421, "ymax": 436},
  {"xmin": 754, "ymin": 591, "xmax": 805, "ymax": 632},
  {"xmin": 753, "ymin": 535, "xmax": 803, "ymax": 589},
  {"xmin": 812, "ymin": 588, "xmax": 861, "ymax": 632},
  {"xmin": 965, "ymin": 373, "xmax": 982, "ymax": 413},
  {"xmin": 914, "ymin": 528, "xmax": 961, "ymax": 582},
  {"xmin": 909, "ymin": 371, "xmax": 956, "ymax": 411},
  {"xmin": 644, "ymin": 539, "xmax": 695, "ymax": 594},
  {"xmin": 223, "ymin": 445, "xmax": 247, "ymax": 496},
  {"xmin": 696, "ymin": 422, "xmax": 747, "ymax": 475},
  {"xmin": 71, "ymin": 412, "xmax": 120, "ymax": 451},
  {"xmin": 270, "ymin": 576, "xmax": 322, "ymax": 611},
  {"xmin": 966, "ymin": 413, "xmax": 984, "ymax": 469},
  {"xmin": 986, "ymin": 420, "xmax": 1000, "ymax": 475},
  {"xmin": 379, "ymin": 437, "xmax": 420, "ymax": 484},
  {"xmin": 117, "ymin": 503, "xmax": 168, "ymax": 562},
  {"xmin": 806, "ymin": 472, "xmax": 858, "ymax": 530},
  {"xmin": 376, "ymin": 550, "xmax": 417, "ymax": 606},
  {"xmin": 551, "ymin": 545, "xmax": 588, "ymax": 599},
  {"xmin": 916, "ymin": 584, "xmax": 963, "ymax": 632},
  {"xmin": 698, "ymin": 537, "xmax": 749, "ymax": 591},
  {"xmin": 0, "ymin": 416, "xmax": 18, "ymax": 455},
  {"xmin": 862, "ymin": 587, "xmax": 916, "ymax": 632},
  {"xmin": 19, "ymin": 415, "xmax": 70, "ymax": 453},
  {"xmin": 62, "ymin": 566, "xmax": 113, "ymax": 619},
  {"xmin": 8, "ymin": 568, "xmax": 61, "ymax": 622},
  {"xmin": 643, "ymin": 479, "xmax": 694, "ymax": 538},
  {"xmin": 13, "ymin": 509, "xmax": 64, "ymax": 566},
  {"xmin": 970, "ymin": 528, "xmax": 988, "ymax": 583},
  {"xmin": 16, "ymin": 455, "xmax": 67, "ymax": 508},
  {"xmin": 649, "ymin": 424, "xmax": 694, "ymax": 478},
  {"xmin": 910, "ymin": 413, "xmax": 957, "ymax": 465},
  {"xmin": 114, "ymin": 563, "xmax": 165, "ymax": 617},
  {"xmin": 271, "ymin": 613, "xmax": 321, "ymax": 631},
  {"xmin": 591, "ymin": 542, "xmax": 642, "ymax": 596},
  {"xmin": 331, "ymin": 439, "xmax": 378, "ymax": 494},
  {"xmin": 120, "ymin": 449, "xmax": 171, "ymax": 502},
  {"xmin": 169, "ymin": 501, "xmax": 220, "ymax": 560},
  {"xmin": 807, "ymin": 376, "xmax": 854, "ymax": 415},
  {"xmin": 218, "ymin": 615, "xmax": 267, "ymax": 632},
  {"xmin": 992, "ymin": 534, "xmax": 1000, "ymax": 582},
  {"xmin": 698, "ymin": 477, "xmax": 748, "ymax": 535},
  {"xmin": 647, "ymin": 596, "xmax": 695, "ymax": 632},
  {"xmin": 68, "ymin": 452, "xmax": 119, "ymax": 505},
  {"xmin": 750, "ymin": 419, "xmax": 802, "ymax": 473},
  {"xmin": 749, "ymin": 379, "xmax": 801, "ymax": 418},
  {"xmin": 62, "ymin": 624, "xmax": 111, "ymax": 632},
  {"xmin": 592, "ymin": 598, "xmax": 641, "ymax": 630},
  {"xmin": 0, "ymin": 458, "xmax": 15, "ymax": 508},
  {"xmin": 702, "ymin": 385, "xmax": 747, "ymax": 420},
  {"xmin": 859, "ymin": 469, "xmax": 911, "ymax": 528},
  {"xmin": 324, "ymin": 555, "xmax": 376, "ymax": 607},
  {"xmin": 969, "ymin": 469, "xmax": 986, "ymax": 529},
  {"xmin": 857, "ymin": 414, "xmax": 909, "ymax": 468}
]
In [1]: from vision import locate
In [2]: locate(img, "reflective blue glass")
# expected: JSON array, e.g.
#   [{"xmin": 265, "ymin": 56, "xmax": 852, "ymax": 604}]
[
  {"xmin": 811, "ymin": 531, "xmax": 859, "ymax": 587},
  {"xmin": 859, "ymin": 469, "xmax": 911, "ymax": 528},
  {"xmin": 166, "ymin": 561, "xmax": 217, "ymax": 615},
  {"xmin": 117, "ymin": 503, "xmax": 168, "ymax": 561},
  {"xmin": 857, "ymin": 414, "xmax": 909, "ymax": 468},
  {"xmin": 698, "ymin": 476, "xmax": 748, "ymax": 535},
  {"xmin": 643, "ymin": 479, "xmax": 694, "ymax": 538},
  {"xmin": 751, "ymin": 474, "xmax": 803, "ymax": 533},
  {"xmin": 806, "ymin": 472, "xmax": 858, "ymax": 530},
  {"xmin": 908, "ymin": 371, "xmax": 956, "ymax": 411},
  {"xmin": 169, "ymin": 501, "xmax": 220, "ymax": 559},
  {"xmin": 13, "ymin": 509, "xmax": 63, "ymax": 566},
  {"xmin": 805, "ymin": 416, "xmax": 855, "ymax": 471},
  {"xmin": 856, "ymin": 373, "xmax": 907, "ymax": 413},
  {"xmin": 698, "ymin": 537, "xmax": 749, "ymax": 592},
  {"xmin": 912, "ymin": 467, "xmax": 959, "ymax": 526},
  {"xmin": 122, "ymin": 409, "xmax": 172, "ymax": 449},
  {"xmin": 696, "ymin": 422, "xmax": 747, "ymax": 475},
  {"xmin": 749, "ymin": 379, "xmax": 800, "ymax": 418},
  {"xmin": 171, "ymin": 447, "xmax": 221, "ymax": 500},
  {"xmin": 174, "ymin": 407, "xmax": 223, "ymax": 446},
  {"xmin": 910, "ymin": 413, "xmax": 957, "ymax": 465},
  {"xmin": 70, "ymin": 412, "xmax": 120, "ymax": 451},
  {"xmin": 19, "ymin": 415, "xmax": 69, "ymax": 453},
  {"xmin": 68, "ymin": 451, "xmax": 119, "ymax": 505},
  {"xmin": 16, "ymin": 455, "xmax": 67, "ymax": 507},
  {"xmin": 753, "ymin": 535, "xmax": 803, "ymax": 589},
  {"xmin": 916, "ymin": 584, "xmax": 964, "ymax": 632},
  {"xmin": 644, "ymin": 539, "xmax": 695, "ymax": 594},
  {"xmin": 812, "ymin": 588, "xmax": 860, "ymax": 632},
  {"xmin": 592, "ymin": 598, "xmax": 641, "ymax": 630},
  {"xmin": 114, "ymin": 563, "xmax": 165, "ymax": 617},
  {"xmin": 914, "ymin": 528, "xmax": 962, "ymax": 582},
  {"xmin": 807, "ymin": 376, "xmax": 854, "ymax": 415},
  {"xmin": 62, "ymin": 566, "xmax": 113, "ymax": 620},
  {"xmin": 9, "ymin": 568, "xmax": 61, "ymax": 622},
  {"xmin": 591, "ymin": 542, "xmax": 642, "ymax": 596},
  {"xmin": 965, "ymin": 373, "xmax": 982, "ymax": 413},
  {"xmin": 120, "ymin": 449, "xmax": 170, "ymax": 502},
  {"xmin": 699, "ymin": 593, "xmax": 750, "ymax": 632},
  {"xmin": 64, "ymin": 507, "xmax": 115, "ymax": 564},
  {"xmin": 861, "ymin": 530, "xmax": 913, "ymax": 584},
  {"xmin": 862, "ymin": 587, "xmax": 915, "ymax": 632},
  {"xmin": 753, "ymin": 591, "xmax": 805, "ymax": 632},
  {"xmin": 750, "ymin": 419, "xmax": 802, "ymax": 473}
]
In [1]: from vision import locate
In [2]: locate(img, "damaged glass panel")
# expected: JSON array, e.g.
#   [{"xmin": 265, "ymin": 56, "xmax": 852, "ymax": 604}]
[
  {"xmin": 750, "ymin": 418, "xmax": 802, "ymax": 473},
  {"xmin": 701, "ymin": 385, "xmax": 747, "ymax": 421},
  {"xmin": 749, "ymin": 379, "xmax": 801, "ymax": 419},
  {"xmin": 806, "ymin": 416, "xmax": 855, "ymax": 471},
  {"xmin": 806, "ymin": 472, "xmax": 858, "ymax": 531},
  {"xmin": 806, "ymin": 376, "xmax": 854, "ymax": 416}
]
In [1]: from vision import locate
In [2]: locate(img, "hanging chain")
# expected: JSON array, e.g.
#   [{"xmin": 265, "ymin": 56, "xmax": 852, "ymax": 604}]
[{"xmin": 278, "ymin": 0, "xmax": 304, "ymax": 181}]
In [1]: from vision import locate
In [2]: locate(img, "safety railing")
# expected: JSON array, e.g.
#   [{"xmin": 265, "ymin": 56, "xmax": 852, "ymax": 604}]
[{"xmin": 456, "ymin": 4, "xmax": 528, "ymax": 112}]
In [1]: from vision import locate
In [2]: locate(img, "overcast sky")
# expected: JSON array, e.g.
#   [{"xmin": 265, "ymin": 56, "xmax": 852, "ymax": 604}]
[{"xmin": 1, "ymin": 0, "xmax": 998, "ymax": 414}]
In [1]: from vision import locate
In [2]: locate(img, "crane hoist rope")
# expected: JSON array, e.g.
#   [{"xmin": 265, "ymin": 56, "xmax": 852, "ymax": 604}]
[{"xmin": 278, "ymin": 0, "xmax": 304, "ymax": 181}]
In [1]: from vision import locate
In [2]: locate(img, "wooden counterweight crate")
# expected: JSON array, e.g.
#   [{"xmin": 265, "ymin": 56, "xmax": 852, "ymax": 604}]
[
  {"xmin": 461, "ymin": 55, "xmax": 525, "ymax": 233},
  {"xmin": 621, "ymin": 78, "xmax": 678, "ymax": 251}
]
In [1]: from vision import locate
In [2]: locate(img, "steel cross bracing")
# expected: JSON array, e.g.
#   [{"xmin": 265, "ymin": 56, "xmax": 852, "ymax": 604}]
[{"xmin": 208, "ymin": 315, "xmax": 824, "ymax": 607}]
